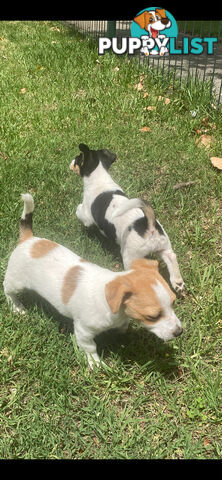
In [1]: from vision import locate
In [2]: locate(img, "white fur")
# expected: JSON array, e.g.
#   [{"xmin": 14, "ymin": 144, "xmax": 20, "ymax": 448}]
[
  {"xmin": 148, "ymin": 281, "xmax": 181, "ymax": 341},
  {"xmin": 111, "ymin": 198, "xmax": 144, "ymax": 219},
  {"xmin": 21, "ymin": 193, "xmax": 34, "ymax": 219},
  {"xmin": 73, "ymin": 158, "xmax": 185, "ymax": 293}
]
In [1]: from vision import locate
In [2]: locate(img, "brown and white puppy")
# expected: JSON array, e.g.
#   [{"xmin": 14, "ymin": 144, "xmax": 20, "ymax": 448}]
[{"xmin": 3, "ymin": 194, "xmax": 183, "ymax": 369}]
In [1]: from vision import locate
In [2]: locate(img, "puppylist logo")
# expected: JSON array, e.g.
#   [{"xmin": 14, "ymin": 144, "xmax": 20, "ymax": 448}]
[{"xmin": 98, "ymin": 7, "xmax": 217, "ymax": 56}]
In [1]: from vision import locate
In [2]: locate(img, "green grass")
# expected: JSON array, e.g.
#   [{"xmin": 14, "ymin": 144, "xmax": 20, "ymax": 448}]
[{"xmin": 0, "ymin": 21, "xmax": 222, "ymax": 459}]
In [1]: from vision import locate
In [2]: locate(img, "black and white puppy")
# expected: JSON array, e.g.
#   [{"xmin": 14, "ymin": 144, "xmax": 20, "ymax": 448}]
[{"xmin": 70, "ymin": 144, "xmax": 185, "ymax": 293}]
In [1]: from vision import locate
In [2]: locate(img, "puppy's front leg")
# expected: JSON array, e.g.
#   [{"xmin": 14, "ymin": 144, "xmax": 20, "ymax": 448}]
[
  {"xmin": 5, "ymin": 292, "xmax": 26, "ymax": 314},
  {"xmin": 76, "ymin": 203, "xmax": 94, "ymax": 228},
  {"xmin": 160, "ymin": 249, "xmax": 185, "ymax": 293},
  {"xmin": 74, "ymin": 325, "xmax": 105, "ymax": 369}
]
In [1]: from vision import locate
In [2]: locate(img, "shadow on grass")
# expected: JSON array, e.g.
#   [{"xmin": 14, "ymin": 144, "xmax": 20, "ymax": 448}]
[
  {"xmin": 20, "ymin": 288, "xmax": 181, "ymax": 379},
  {"xmin": 83, "ymin": 224, "xmax": 121, "ymax": 263},
  {"xmin": 96, "ymin": 326, "xmax": 181, "ymax": 379}
]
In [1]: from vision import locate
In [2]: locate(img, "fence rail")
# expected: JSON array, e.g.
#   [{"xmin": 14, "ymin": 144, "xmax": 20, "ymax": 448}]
[{"xmin": 67, "ymin": 20, "xmax": 222, "ymax": 105}]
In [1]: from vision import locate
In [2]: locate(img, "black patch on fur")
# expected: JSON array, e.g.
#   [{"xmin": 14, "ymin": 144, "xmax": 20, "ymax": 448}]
[
  {"xmin": 132, "ymin": 217, "xmax": 165, "ymax": 238},
  {"xmin": 133, "ymin": 216, "xmax": 148, "ymax": 237},
  {"xmin": 20, "ymin": 212, "xmax": 33, "ymax": 231},
  {"xmin": 75, "ymin": 144, "xmax": 117, "ymax": 177},
  {"xmin": 91, "ymin": 190, "xmax": 127, "ymax": 242}
]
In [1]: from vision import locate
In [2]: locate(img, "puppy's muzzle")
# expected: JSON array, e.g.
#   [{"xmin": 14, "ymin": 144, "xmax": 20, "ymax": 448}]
[{"xmin": 173, "ymin": 326, "xmax": 183, "ymax": 338}]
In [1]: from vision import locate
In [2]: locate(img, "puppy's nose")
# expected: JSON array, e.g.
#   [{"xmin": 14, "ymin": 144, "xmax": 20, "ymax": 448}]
[
  {"xmin": 173, "ymin": 326, "xmax": 183, "ymax": 337},
  {"xmin": 161, "ymin": 18, "xmax": 169, "ymax": 25}
]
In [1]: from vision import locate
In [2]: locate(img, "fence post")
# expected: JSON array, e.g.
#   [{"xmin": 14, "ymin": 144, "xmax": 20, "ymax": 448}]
[{"xmin": 107, "ymin": 21, "xmax": 116, "ymax": 38}]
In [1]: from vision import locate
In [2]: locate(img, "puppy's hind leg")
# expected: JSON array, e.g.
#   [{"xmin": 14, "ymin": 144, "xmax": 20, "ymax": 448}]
[
  {"xmin": 121, "ymin": 232, "xmax": 140, "ymax": 271},
  {"xmin": 76, "ymin": 203, "xmax": 94, "ymax": 228},
  {"xmin": 122, "ymin": 249, "xmax": 136, "ymax": 271}
]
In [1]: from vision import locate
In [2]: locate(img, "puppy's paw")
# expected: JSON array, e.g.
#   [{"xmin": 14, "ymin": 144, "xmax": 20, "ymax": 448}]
[
  {"xmin": 174, "ymin": 281, "xmax": 186, "ymax": 296},
  {"xmin": 13, "ymin": 304, "xmax": 26, "ymax": 315},
  {"xmin": 88, "ymin": 358, "xmax": 107, "ymax": 370}
]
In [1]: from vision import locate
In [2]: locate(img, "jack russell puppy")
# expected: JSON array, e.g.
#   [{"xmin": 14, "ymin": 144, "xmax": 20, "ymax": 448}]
[
  {"xmin": 3, "ymin": 194, "xmax": 183, "ymax": 369},
  {"xmin": 70, "ymin": 144, "xmax": 185, "ymax": 294}
]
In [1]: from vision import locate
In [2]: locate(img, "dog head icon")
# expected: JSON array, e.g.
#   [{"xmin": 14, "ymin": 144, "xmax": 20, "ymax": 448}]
[{"xmin": 134, "ymin": 8, "xmax": 171, "ymax": 38}]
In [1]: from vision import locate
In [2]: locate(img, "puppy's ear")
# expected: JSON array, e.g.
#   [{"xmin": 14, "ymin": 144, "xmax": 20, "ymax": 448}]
[
  {"xmin": 131, "ymin": 258, "xmax": 159, "ymax": 271},
  {"xmin": 79, "ymin": 143, "xmax": 90, "ymax": 155},
  {"xmin": 133, "ymin": 11, "xmax": 150, "ymax": 30},
  {"xmin": 105, "ymin": 276, "xmax": 132, "ymax": 314},
  {"xmin": 100, "ymin": 149, "xmax": 117, "ymax": 170},
  {"xmin": 155, "ymin": 8, "xmax": 167, "ymax": 19}
]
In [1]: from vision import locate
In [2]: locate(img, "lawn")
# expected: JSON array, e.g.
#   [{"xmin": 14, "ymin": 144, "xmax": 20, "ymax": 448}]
[{"xmin": 0, "ymin": 21, "xmax": 221, "ymax": 459}]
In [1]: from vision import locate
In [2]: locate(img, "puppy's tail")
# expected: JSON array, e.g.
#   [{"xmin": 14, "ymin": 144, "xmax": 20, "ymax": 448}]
[
  {"xmin": 19, "ymin": 193, "xmax": 34, "ymax": 244},
  {"xmin": 111, "ymin": 197, "xmax": 156, "ymax": 229}
]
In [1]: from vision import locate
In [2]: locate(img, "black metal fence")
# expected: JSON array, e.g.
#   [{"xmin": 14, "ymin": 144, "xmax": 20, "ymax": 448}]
[{"xmin": 67, "ymin": 20, "xmax": 222, "ymax": 105}]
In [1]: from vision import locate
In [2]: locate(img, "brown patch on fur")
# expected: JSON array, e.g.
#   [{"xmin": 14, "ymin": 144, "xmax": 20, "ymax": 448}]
[
  {"xmin": 106, "ymin": 260, "xmax": 175, "ymax": 323},
  {"xmin": 30, "ymin": 239, "xmax": 58, "ymax": 258},
  {"xmin": 80, "ymin": 258, "xmax": 88, "ymax": 262},
  {"xmin": 19, "ymin": 211, "xmax": 33, "ymax": 244},
  {"xmin": 105, "ymin": 276, "xmax": 132, "ymax": 314},
  {"xmin": 131, "ymin": 258, "xmax": 159, "ymax": 271},
  {"xmin": 131, "ymin": 258, "xmax": 176, "ymax": 304},
  {"xmin": 61, "ymin": 265, "xmax": 83, "ymax": 304},
  {"xmin": 123, "ymin": 270, "xmax": 163, "ymax": 323},
  {"xmin": 19, "ymin": 228, "xmax": 33, "ymax": 244}
]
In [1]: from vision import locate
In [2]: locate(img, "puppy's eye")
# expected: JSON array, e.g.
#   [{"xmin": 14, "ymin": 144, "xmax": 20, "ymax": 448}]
[
  {"xmin": 149, "ymin": 18, "xmax": 154, "ymax": 23},
  {"xmin": 156, "ymin": 15, "xmax": 160, "ymax": 20},
  {"xmin": 146, "ymin": 312, "xmax": 162, "ymax": 322}
]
